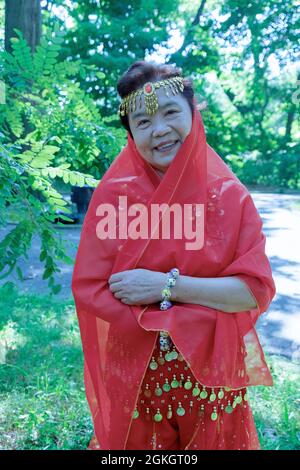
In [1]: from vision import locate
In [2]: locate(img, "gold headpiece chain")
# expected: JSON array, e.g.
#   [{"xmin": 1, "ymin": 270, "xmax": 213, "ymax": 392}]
[{"xmin": 118, "ymin": 76, "xmax": 184, "ymax": 117}]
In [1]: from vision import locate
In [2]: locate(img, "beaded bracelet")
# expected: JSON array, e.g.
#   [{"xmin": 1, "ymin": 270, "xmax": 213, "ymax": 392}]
[
  {"xmin": 159, "ymin": 268, "xmax": 180, "ymax": 311},
  {"xmin": 159, "ymin": 268, "xmax": 180, "ymax": 352}
]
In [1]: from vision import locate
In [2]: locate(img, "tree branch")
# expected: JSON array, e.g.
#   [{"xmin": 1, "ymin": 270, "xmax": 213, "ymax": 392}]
[{"xmin": 167, "ymin": 0, "xmax": 207, "ymax": 62}]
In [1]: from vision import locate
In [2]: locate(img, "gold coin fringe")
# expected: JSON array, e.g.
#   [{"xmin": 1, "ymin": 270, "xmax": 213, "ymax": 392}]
[
  {"xmin": 118, "ymin": 76, "xmax": 184, "ymax": 117},
  {"xmin": 131, "ymin": 347, "xmax": 249, "ymax": 423}
]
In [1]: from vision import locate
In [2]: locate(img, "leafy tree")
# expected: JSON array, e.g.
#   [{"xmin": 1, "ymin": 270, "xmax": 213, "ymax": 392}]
[
  {"xmin": 209, "ymin": 0, "xmax": 300, "ymax": 187},
  {"xmin": 42, "ymin": 0, "xmax": 299, "ymax": 188},
  {"xmin": 42, "ymin": 0, "xmax": 181, "ymax": 116},
  {"xmin": 0, "ymin": 25, "xmax": 125, "ymax": 292}
]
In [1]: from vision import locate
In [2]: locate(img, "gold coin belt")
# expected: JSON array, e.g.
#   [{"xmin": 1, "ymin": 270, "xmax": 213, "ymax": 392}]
[{"xmin": 132, "ymin": 338, "xmax": 249, "ymax": 423}]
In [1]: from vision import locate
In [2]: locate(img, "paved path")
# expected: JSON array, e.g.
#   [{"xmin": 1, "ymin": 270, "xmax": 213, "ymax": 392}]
[
  {"xmin": 251, "ymin": 192, "xmax": 300, "ymax": 362},
  {"xmin": 1, "ymin": 192, "xmax": 299, "ymax": 362}
]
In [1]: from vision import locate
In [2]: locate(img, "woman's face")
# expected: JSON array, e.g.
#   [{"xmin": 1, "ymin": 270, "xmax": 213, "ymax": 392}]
[{"xmin": 128, "ymin": 86, "xmax": 192, "ymax": 176}]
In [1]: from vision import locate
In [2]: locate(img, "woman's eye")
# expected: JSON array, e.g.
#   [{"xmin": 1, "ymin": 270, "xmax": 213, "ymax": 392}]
[{"xmin": 137, "ymin": 110, "xmax": 177, "ymax": 126}]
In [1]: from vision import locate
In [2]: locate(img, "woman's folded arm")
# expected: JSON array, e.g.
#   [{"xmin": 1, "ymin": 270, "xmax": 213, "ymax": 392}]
[{"xmin": 170, "ymin": 274, "xmax": 258, "ymax": 313}]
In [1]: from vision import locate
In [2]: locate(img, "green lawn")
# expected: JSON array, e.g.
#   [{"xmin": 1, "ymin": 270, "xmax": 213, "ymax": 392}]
[{"xmin": 0, "ymin": 282, "xmax": 299, "ymax": 450}]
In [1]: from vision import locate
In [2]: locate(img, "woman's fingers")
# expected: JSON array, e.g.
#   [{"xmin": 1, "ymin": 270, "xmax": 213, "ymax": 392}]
[
  {"xmin": 109, "ymin": 281, "xmax": 123, "ymax": 293},
  {"xmin": 108, "ymin": 270, "xmax": 128, "ymax": 285},
  {"xmin": 114, "ymin": 292, "xmax": 122, "ymax": 299}
]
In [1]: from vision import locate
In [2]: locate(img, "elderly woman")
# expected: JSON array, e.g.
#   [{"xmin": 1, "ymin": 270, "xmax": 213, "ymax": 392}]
[{"xmin": 71, "ymin": 61, "xmax": 276, "ymax": 451}]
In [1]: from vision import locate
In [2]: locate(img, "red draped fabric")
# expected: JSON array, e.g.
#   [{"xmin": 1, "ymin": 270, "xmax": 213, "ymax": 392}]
[{"xmin": 71, "ymin": 99, "xmax": 276, "ymax": 450}]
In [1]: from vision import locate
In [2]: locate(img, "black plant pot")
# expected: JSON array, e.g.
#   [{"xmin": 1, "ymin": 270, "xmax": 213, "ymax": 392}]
[{"xmin": 71, "ymin": 185, "xmax": 95, "ymax": 223}]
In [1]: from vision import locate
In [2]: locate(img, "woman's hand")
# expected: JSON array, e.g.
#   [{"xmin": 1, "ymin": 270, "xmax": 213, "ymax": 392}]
[{"xmin": 108, "ymin": 268, "xmax": 166, "ymax": 305}]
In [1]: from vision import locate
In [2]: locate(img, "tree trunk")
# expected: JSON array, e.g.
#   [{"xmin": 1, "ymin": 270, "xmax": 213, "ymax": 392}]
[{"xmin": 5, "ymin": 0, "xmax": 41, "ymax": 53}]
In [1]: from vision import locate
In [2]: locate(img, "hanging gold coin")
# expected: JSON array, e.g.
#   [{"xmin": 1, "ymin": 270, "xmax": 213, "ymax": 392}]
[
  {"xmin": 176, "ymin": 403, "xmax": 186, "ymax": 416},
  {"xmin": 154, "ymin": 410, "xmax": 163, "ymax": 422}
]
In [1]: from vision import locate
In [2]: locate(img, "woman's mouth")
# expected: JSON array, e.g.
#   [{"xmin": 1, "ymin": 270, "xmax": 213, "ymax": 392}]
[{"xmin": 154, "ymin": 140, "xmax": 179, "ymax": 153}]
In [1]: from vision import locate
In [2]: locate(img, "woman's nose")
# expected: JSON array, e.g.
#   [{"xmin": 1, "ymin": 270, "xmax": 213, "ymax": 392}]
[{"xmin": 152, "ymin": 119, "xmax": 170, "ymax": 136}]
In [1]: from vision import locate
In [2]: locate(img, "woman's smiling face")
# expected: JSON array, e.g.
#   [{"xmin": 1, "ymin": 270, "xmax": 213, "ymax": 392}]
[{"xmin": 128, "ymin": 86, "xmax": 192, "ymax": 176}]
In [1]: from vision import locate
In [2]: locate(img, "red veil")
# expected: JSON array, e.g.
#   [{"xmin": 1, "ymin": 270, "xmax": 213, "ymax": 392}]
[{"xmin": 71, "ymin": 100, "xmax": 276, "ymax": 450}]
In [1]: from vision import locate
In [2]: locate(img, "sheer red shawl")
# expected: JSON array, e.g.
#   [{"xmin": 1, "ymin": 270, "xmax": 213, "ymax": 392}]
[{"xmin": 71, "ymin": 100, "xmax": 276, "ymax": 450}]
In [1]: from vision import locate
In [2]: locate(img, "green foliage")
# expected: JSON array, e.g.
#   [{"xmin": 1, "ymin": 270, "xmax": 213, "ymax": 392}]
[
  {"xmin": 0, "ymin": 26, "xmax": 125, "ymax": 292},
  {"xmin": 44, "ymin": 0, "xmax": 181, "ymax": 114},
  {"xmin": 36, "ymin": 1, "xmax": 300, "ymax": 189},
  {"xmin": 0, "ymin": 142, "xmax": 82, "ymax": 289},
  {"xmin": 204, "ymin": 0, "xmax": 300, "ymax": 188},
  {"xmin": 0, "ymin": 26, "xmax": 125, "ymax": 178}
]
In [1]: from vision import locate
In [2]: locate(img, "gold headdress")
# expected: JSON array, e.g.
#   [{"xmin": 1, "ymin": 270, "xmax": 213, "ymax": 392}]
[{"xmin": 118, "ymin": 76, "xmax": 184, "ymax": 117}]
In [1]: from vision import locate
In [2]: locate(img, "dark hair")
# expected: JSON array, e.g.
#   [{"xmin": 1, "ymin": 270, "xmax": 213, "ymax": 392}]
[{"xmin": 117, "ymin": 61, "xmax": 195, "ymax": 138}]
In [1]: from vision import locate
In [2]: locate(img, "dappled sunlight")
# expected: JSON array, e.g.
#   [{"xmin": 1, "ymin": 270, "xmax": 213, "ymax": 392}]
[{"xmin": 0, "ymin": 321, "xmax": 27, "ymax": 365}]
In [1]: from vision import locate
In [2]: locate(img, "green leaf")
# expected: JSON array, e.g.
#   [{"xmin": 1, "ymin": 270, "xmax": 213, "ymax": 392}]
[
  {"xmin": 40, "ymin": 37, "xmax": 49, "ymax": 48},
  {"xmin": 16, "ymin": 266, "xmax": 23, "ymax": 280},
  {"xmin": 56, "ymin": 214, "xmax": 74, "ymax": 223},
  {"xmin": 30, "ymin": 158, "xmax": 51, "ymax": 169},
  {"xmin": 42, "ymin": 268, "xmax": 52, "ymax": 280},
  {"xmin": 48, "ymin": 197, "xmax": 67, "ymax": 207},
  {"xmin": 51, "ymin": 284, "xmax": 62, "ymax": 295},
  {"xmin": 48, "ymin": 168, "xmax": 58, "ymax": 178},
  {"xmin": 96, "ymin": 71, "xmax": 106, "ymax": 79},
  {"xmin": 52, "ymin": 36, "xmax": 64, "ymax": 45},
  {"xmin": 54, "ymin": 22, "xmax": 61, "ymax": 34},
  {"xmin": 49, "ymin": 136, "xmax": 63, "ymax": 144},
  {"xmin": 44, "ymin": 145, "xmax": 60, "ymax": 154},
  {"xmin": 39, "ymin": 250, "xmax": 47, "ymax": 262},
  {"xmin": 79, "ymin": 66, "xmax": 87, "ymax": 79},
  {"xmin": 62, "ymin": 172, "xmax": 69, "ymax": 184},
  {"xmin": 69, "ymin": 172, "xmax": 79, "ymax": 186},
  {"xmin": 45, "ymin": 255, "xmax": 53, "ymax": 268}
]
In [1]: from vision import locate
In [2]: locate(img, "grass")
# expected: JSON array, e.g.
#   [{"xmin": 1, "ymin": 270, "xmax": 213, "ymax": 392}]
[
  {"xmin": 250, "ymin": 358, "xmax": 300, "ymax": 450},
  {"xmin": 0, "ymin": 283, "xmax": 299, "ymax": 450},
  {"xmin": 0, "ymin": 282, "xmax": 92, "ymax": 450}
]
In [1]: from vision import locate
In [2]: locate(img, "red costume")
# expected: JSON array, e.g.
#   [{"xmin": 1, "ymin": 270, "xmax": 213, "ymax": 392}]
[{"xmin": 71, "ymin": 99, "xmax": 276, "ymax": 450}]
